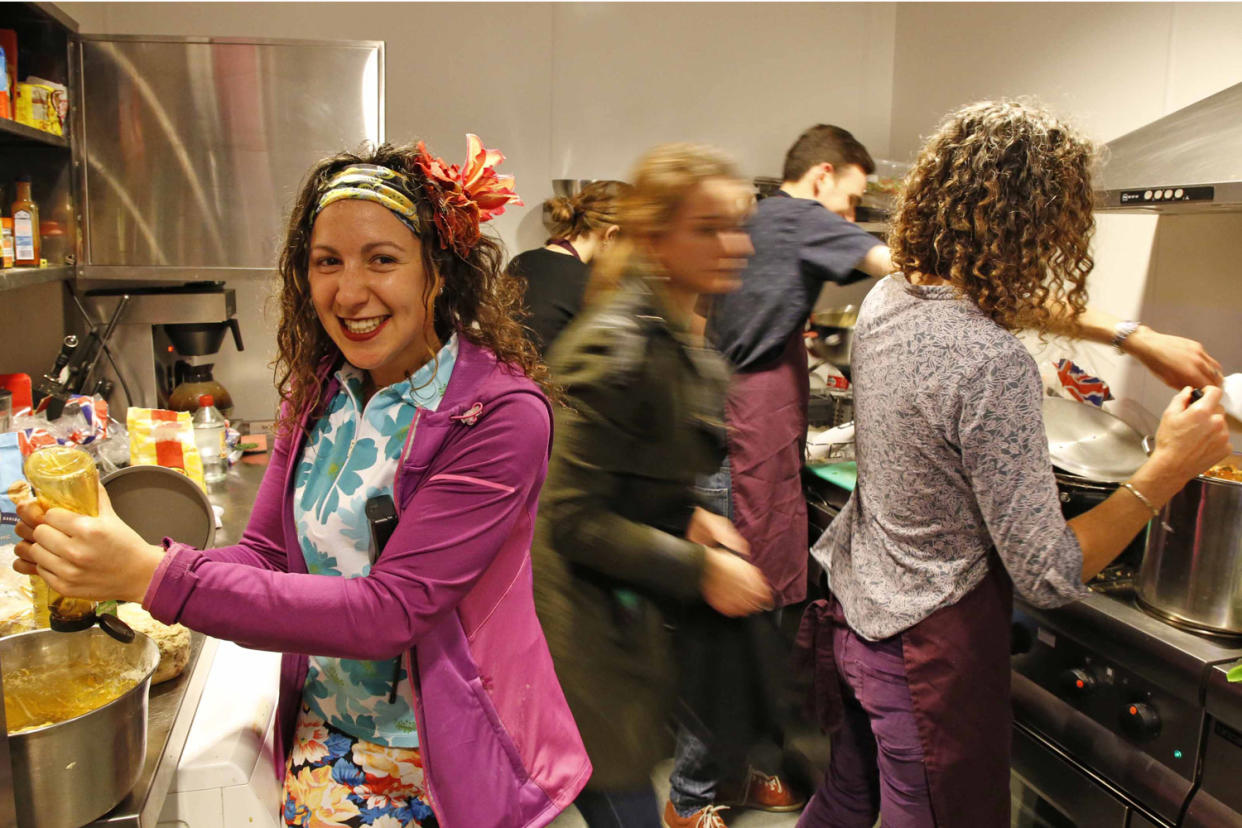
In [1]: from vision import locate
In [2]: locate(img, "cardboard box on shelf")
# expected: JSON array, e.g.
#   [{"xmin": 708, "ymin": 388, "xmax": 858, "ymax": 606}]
[{"xmin": 14, "ymin": 81, "xmax": 63, "ymax": 135}]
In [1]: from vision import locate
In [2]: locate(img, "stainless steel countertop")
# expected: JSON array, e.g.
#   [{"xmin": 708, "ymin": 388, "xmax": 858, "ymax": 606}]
[{"xmin": 84, "ymin": 457, "xmax": 269, "ymax": 827}]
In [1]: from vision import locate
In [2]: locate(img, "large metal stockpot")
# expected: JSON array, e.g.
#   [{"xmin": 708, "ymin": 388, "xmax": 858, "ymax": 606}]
[
  {"xmin": 1137, "ymin": 452, "xmax": 1242, "ymax": 636},
  {"xmin": 1, "ymin": 628, "xmax": 159, "ymax": 828}
]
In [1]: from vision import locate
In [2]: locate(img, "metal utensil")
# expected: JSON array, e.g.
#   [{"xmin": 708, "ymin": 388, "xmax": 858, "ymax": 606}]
[
  {"xmin": 1041, "ymin": 397, "xmax": 1149, "ymax": 483},
  {"xmin": 808, "ymin": 305, "xmax": 859, "ymax": 370}
]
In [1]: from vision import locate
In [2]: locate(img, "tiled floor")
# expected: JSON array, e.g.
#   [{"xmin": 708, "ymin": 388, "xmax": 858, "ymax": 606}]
[{"xmin": 549, "ymin": 758, "xmax": 804, "ymax": 828}]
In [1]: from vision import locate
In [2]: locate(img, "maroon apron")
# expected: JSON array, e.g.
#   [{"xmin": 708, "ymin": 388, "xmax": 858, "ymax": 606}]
[
  {"xmin": 902, "ymin": 559, "xmax": 1014, "ymax": 826},
  {"xmin": 725, "ymin": 332, "xmax": 811, "ymax": 606},
  {"xmin": 796, "ymin": 559, "xmax": 1015, "ymax": 826}
]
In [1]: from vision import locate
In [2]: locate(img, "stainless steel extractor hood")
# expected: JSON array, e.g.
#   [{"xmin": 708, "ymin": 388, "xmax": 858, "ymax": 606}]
[{"xmin": 1095, "ymin": 81, "xmax": 1242, "ymax": 213}]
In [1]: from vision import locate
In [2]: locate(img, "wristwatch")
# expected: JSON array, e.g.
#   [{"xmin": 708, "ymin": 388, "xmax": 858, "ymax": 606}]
[{"xmin": 1112, "ymin": 320, "xmax": 1140, "ymax": 353}]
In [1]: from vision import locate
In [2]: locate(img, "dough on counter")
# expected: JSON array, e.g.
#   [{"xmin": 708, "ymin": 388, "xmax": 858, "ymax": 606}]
[{"xmin": 116, "ymin": 603, "xmax": 191, "ymax": 684}]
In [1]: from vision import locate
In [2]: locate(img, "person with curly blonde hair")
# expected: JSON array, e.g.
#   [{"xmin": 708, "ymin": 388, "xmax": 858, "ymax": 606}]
[
  {"xmin": 15, "ymin": 138, "xmax": 591, "ymax": 828},
  {"xmin": 532, "ymin": 143, "xmax": 772, "ymax": 828},
  {"xmin": 798, "ymin": 101, "xmax": 1231, "ymax": 827}
]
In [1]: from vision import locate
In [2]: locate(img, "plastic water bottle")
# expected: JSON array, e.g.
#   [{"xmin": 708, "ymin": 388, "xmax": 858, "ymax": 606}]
[{"xmin": 192, "ymin": 394, "xmax": 227, "ymax": 484}]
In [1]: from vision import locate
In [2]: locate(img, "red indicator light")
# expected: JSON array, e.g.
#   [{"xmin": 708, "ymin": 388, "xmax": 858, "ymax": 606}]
[
  {"xmin": 167, "ymin": 346, "xmax": 175, "ymax": 352},
  {"xmin": 1129, "ymin": 706, "xmax": 1138, "ymax": 715},
  {"xmin": 1076, "ymin": 679, "xmax": 1084, "ymax": 688}
]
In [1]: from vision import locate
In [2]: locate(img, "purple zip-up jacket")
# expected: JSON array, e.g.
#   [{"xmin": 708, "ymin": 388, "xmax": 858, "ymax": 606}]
[{"xmin": 142, "ymin": 337, "xmax": 592, "ymax": 828}]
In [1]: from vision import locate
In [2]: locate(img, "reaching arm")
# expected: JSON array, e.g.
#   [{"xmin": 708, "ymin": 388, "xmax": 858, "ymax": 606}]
[
  {"xmin": 141, "ymin": 393, "xmax": 553, "ymax": 659},
  {"xmin": 1071, "ymin": 386, "xmax": 1230, "ymax": 580},
  {"xmin": 858, "ymin": 243, "xmax": 894, "ymax": 278},
  {"xmin": 1030, "ymin": 302, "xmax": 1223, "ymax": 390}
]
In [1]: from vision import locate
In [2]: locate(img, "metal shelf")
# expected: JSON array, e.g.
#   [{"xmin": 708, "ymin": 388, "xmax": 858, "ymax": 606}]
[
  {"xmin": 0, "ymin": 117, "xmax": 69, "ymax": 148},
  {"xmin": 0, "ymin": 264, "xmax": 74, "ymax": 291}
]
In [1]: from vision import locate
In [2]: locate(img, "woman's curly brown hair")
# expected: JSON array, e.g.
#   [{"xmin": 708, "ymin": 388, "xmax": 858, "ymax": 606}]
[
  {"xmin": 273, "ymin": 142, "xmax": 550, "ymax": 435},
  {"xmin": 889, "ymin": 100, "xmax": 1097, "ymax": 332}
]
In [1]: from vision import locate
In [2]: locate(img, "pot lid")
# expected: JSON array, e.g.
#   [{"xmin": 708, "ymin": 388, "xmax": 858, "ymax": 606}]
[
  {"xmin": 1042, "ymin": 397, "xmax": 1148, "ymax": 483},
  {"xmin": 102, "ymin": 464, "xmax": 216, "ymax": 548}
]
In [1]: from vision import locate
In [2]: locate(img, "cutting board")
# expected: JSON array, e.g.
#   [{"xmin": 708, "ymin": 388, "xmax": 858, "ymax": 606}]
[{"xmin": 808, "ymin": 461, "xmax": 857, "ymax": 492}]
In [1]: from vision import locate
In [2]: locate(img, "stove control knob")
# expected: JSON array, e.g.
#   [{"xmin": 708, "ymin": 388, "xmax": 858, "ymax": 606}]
[
  {"xmin": 1060, "ymin": 668, "xmax": 1098, "ymax": 699},
  {"xmin": 1120, "ymin": 702, "xmax": 1162, "ymax": 742}
]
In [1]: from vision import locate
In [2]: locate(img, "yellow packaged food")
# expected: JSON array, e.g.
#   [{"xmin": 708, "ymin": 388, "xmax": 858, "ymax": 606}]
[
  {"xmin": 14, "ymin": 82, "xmax": 62, "ymax": 135},
  {"xmin": 126, "ymin": 408, "xmax": 206, "ymax": 491}
]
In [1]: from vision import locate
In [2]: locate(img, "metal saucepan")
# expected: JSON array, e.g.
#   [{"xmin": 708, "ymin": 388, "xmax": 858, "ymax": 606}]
[
  {"xmin": 1137, "ymin": 444, "xmax": 1242, "ymax": 636},
  {"xmin": 808, "ymin": 305, "xmax": 859, "ymax": 370},
  {"xmin": 2, "ymin": 628, "xmax": 159, "ymax": 828}
]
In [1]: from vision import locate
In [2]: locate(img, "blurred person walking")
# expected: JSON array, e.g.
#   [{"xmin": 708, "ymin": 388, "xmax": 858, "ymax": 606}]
[
  {"xmin": 531, "ymin": 143, "xmax": 772, "ymax": 828},
  {"xmin": 509, "ymin": 180, "xmax": 631, "ymax": 356}
]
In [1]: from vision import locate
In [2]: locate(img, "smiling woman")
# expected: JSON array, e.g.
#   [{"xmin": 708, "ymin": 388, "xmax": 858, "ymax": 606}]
[
  {"xmin": 14, "ymin": 138, "xmax": 592, "ymax": 828},
  {"xmin": 275, "ymin": 143, "xmax": 552, "ymax": 429},
  {"xmin": 308, "ymin": 200, "xmax": 436, "ymax": 391}
]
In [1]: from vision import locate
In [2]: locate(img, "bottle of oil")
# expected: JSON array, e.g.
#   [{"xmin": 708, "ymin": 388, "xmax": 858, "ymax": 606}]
[
  {"xmin": 11, "ymin": 174, "xmax": 39, "ymax": 267},
  {"xmin": 23, "ymin": 445, "xmax": 99, "ymax": 631}
]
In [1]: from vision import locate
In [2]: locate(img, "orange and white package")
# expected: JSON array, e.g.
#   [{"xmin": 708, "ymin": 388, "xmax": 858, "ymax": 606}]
[{"xmin": 126, "ymin": 408, "xmax": 206, "ymax": 490}]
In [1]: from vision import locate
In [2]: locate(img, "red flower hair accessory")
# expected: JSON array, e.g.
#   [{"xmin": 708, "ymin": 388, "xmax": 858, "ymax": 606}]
[{"xmin": 414, "ymin": 134, "xmax": 523, "ymax": 257}]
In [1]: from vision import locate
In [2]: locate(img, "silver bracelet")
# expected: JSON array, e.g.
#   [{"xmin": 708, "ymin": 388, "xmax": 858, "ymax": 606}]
[
  {"xmin": 1112, "ymin": 320, "xmax": 1140, "ymax": 353},
  {"xmin": 1122, "ymin": 482, "xmax": 1172, "ymax": 532}
]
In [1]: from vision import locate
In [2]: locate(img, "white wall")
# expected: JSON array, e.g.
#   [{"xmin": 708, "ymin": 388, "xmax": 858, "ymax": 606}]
[{"xmin": 888, "ymin": 2, "xmax": 1242, "ymax": 161}]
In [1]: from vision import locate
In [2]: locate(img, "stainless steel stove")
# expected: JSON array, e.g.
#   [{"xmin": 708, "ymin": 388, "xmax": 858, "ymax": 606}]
[{"xmin": 1011, "ymin": 587, "xmax": 1242, "ymax": 827}]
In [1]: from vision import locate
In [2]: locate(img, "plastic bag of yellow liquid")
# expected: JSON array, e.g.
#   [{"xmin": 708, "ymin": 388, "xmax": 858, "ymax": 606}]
[{"xmin": 126, "ymin": 408, "xmax": 206, "ymax": 491}]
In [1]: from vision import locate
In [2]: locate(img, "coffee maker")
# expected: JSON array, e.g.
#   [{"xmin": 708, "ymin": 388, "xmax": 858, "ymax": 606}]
[{"xmin": 82, "ymin": 283, "xmax": 245, "ymax": 420}]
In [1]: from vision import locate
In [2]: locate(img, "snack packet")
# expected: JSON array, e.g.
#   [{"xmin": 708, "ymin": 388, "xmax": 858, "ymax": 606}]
[{"xmin": 127, "ymin": 408, "xmax": 206, "ymax": 490}]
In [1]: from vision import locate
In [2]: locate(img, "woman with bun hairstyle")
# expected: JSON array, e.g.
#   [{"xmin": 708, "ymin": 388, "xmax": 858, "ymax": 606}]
[
  {"xmin": 15, "ymin": 137, "xmax": 591, "ymax": 828},
  {"xmin": 510, "ymin": 180, "xmax": 631, "ymax": 355}
]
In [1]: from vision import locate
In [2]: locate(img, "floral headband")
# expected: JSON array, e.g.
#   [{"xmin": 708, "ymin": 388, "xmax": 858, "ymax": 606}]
[{"xmin": 312, "ymin": 135, "xmax": 522, "ymax": 258}]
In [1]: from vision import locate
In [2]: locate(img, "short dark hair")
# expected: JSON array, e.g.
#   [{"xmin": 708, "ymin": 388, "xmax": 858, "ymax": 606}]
[{"xmin": 782, "ymin": 124, "xmax": 876, "ymax": 182}]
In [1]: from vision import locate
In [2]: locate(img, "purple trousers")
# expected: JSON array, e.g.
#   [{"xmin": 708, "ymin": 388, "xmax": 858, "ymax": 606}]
[{"xmin": 796, "ymin": 626, "xmax": 935, "ymax": 828}]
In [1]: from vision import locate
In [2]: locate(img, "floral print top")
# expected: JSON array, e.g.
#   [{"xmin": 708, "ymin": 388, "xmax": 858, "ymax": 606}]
[{"xmin": 293, "ymin": 334, "xmax": 459, "ymax": 748}]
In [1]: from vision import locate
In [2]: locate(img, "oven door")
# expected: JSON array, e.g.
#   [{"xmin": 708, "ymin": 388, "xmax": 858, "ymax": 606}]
[{"xmin": 1012, "ymin": 724, "xmax": 1131, "ymax": 827}]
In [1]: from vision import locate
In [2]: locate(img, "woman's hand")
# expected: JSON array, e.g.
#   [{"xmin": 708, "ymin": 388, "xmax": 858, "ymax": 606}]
[
  {"xmin": 13, "ymin": 483, "xmax": 165, "ymax": 605},
  {"xmin": 1123, "ymin": 326, "xmax": 1224, "ymax": 390},
  {"xmin": 700, "ymin": 547, "xmax": 773, "ymax": 617},
  {"xmin": 686, "ymin": 507, "xmax": 750, "ymax": 558},
  {"xmin": 1146, "ymin": 386, "xmax": 1231, "ymax": 483}
]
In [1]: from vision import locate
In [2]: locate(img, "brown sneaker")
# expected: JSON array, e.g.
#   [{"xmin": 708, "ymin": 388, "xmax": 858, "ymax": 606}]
[
  {"xmin": 718, "ymin": 768, "xmax": 806, "ymax": 812},
  {"xmin": 662, "ymin": 799, "xmax": 730, "ymax": 828}
]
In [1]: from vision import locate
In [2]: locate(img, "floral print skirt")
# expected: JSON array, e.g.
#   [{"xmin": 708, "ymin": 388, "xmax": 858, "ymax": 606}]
[{"xmin": 282, "ymin": 704, "xmax": 437, "ymax": 828}]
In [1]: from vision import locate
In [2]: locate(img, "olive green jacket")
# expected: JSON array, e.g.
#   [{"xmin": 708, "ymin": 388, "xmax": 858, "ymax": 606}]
[{"xmin": 531, "ymin": 270, "xmax": 730, "ymax": 790}]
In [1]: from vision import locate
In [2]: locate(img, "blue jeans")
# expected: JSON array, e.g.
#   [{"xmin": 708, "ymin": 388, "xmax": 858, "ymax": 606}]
[
  {"xmin": 574, "ymin": 787, "xmax": 661, "ymax": 828},
  {"xmin": 695, "ymin": 455, "xmax": 733, "ymax": 521},
  {"xmin": 673, "ymin": 456, "xmax": 789, "ymax": 817},
  {"xmin": 668, "ymin": 723, "xmax": 747, "ymax": 816}
]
